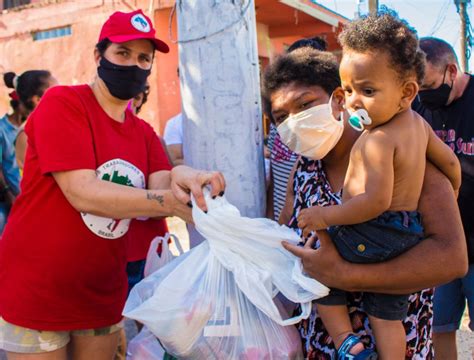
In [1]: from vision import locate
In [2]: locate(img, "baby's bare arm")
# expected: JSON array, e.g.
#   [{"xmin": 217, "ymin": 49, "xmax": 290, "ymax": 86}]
[
  {"xmin": 320, "ymin": 131, "xmax": 394, "ymax": 227},
  {"xmin": 425, "ymin": 121, "xmax": 462, "ymax": 192},
  {"xmin": 284, "ymin": 163, "xmax": 467, "ymax": 293}
]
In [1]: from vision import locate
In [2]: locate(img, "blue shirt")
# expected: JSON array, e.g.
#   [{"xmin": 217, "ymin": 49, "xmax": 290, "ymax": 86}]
[{"xmin": 0, "ymin": 114, "xmax": 20, "ymax": 195}]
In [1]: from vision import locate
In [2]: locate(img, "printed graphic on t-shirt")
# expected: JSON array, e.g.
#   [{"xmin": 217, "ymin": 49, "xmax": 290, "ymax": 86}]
[
  {"xmin": 81, "ymin": 159, "xmax": 145, "ymax": 239},
  {"xmin": 434, "ymin": 129, "xmax": 474, "ymax": 155}
]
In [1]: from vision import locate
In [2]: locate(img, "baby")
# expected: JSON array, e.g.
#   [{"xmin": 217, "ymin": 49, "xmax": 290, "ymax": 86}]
[{"xmin": 296, "ymin": 10, "xmax": 461, "ymax": 360}]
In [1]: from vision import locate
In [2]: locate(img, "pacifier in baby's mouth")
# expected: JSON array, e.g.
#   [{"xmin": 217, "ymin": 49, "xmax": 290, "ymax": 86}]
[{"xmin": 348, "ymin": 109, "xmax": 372, "ymax": 131}]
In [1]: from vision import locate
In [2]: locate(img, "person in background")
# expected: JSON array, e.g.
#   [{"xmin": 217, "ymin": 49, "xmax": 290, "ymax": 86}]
[
  {"xmin": 0, "ymin": 74, "xmax": 25, "ymax": 232},
  {"xmin": 163, "ymin": 67, "xmax": 184, "ymax": 167},
  {"xmin": 12, "ymin": 70, "xmax": 57, "ymax": 172},
  {"xmin": 131, "ymin": 83, "xmax": 173, "ymax": 165},
  {"xmin": 287, "ymin": 36, "xmax": 328, "ymax": 53},
  {"xmin": 130, "ymin": 82, "xmax": 150, "ymax": 115},
  {"xmin": 264, "ymin": 96, "xmax": 298, "ymax": 220},
  {"xmin": 414, "ymin": 36, "xmax": 474, "ymax": 359},
  {"xmin": 164, "ymin": 112, "xmax": 183, "ymax": 166},
  {"xmin": 265, "ymin": 36, "xmax": 327, "ymax": 220}
]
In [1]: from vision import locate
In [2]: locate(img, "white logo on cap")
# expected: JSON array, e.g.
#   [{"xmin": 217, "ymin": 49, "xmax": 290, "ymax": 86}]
[{"xmin": 131, "ymin": 14, "xmax": 151, "ymax": 33}]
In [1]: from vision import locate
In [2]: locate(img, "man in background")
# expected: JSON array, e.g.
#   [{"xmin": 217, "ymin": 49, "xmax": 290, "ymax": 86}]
[{"xmin": 414, "ymin": 36, "xmax": 474, "ymax": 359}]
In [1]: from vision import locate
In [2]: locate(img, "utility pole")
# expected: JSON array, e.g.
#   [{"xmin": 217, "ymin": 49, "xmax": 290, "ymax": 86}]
[
  {"xmin": 457, "ymin": 0, "xmax": 471, "ymax": 72},
  {"xmin": 368, "ymin": 0, "xmax": 378, "ymax": 14},
  {"xmin": 177, "ymin": 0, "xmax": 265, "ymax": 246},
  {"xmin": 355, "ymin": 0, "xmax": 363, "ymax": 18}
]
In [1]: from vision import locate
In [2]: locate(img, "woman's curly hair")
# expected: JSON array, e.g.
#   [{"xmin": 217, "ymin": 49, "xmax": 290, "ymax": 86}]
[
  {"xmin": 262, "ymin": 47, "xmax": 340, "ymax": 100},
  {"xmin": 338, "ymin": 7, "xmax": 425, "ymax": 85}
]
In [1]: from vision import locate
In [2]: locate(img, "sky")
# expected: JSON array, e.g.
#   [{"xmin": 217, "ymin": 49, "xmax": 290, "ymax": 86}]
[{"xmin": 315, "ymin": 0, "xmax": 474, "ymax": 71}]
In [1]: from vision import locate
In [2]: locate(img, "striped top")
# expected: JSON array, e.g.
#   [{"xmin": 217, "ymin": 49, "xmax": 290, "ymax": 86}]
[{"xmin": 267, "ymin": 124, "xmax": 299, "ymax": 220}]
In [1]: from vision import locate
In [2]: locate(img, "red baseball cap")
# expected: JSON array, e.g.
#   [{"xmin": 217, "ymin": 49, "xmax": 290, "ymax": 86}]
[{"xmin": 99, "ymin": 9, "xmax": 169, "ymax": 53}]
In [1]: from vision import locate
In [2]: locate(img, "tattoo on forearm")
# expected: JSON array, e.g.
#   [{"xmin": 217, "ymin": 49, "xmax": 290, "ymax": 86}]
[{"xmin": 147, "ymin": 192, "xmax": 164, "ymax": 206}]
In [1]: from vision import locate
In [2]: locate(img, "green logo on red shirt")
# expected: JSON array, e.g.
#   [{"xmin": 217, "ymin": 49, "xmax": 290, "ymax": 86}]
[{"xmin": 81, "ymin": 159, "xmax": 145, "ymax": 239}]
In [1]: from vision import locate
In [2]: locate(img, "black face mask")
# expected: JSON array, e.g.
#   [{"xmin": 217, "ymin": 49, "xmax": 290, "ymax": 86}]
[
  {"xmin": 98, "ymin": 57, "xmax": 151, "ymax": 100},
  {"xmin": 418, "ymin": 66, "xmax": 453, "ymax": 111}
]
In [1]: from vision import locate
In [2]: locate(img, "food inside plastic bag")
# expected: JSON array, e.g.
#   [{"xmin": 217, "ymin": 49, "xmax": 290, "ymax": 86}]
[
  {"xmin": 124, "ymin": 192, "xmax": 329, "ymax": 359},
  {"xmin": 126, "ymin": 327, "xmax": 166, "ymax": 360}
]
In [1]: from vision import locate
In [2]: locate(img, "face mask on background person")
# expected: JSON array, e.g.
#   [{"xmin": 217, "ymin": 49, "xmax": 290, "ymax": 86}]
[
  {"xmin": 418, "ymin": 66, "xmax": 453, "ymax": 111},
  {"xmin": 98, "ymin": 57, "xmax": 151, "ymax": 100},
  {"xmin": 277, "ymin": 95, "xmax": 344, "ymax": 160}
]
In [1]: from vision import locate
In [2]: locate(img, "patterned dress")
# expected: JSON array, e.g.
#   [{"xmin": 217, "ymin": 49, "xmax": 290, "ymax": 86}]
[{"xmin": 289, "ymin": 156, "xmax": 433, "ymax": 359}]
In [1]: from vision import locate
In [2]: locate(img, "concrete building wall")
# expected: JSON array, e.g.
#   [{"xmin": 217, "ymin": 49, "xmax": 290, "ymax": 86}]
[
  {"xmin": 153, "ymin": 6, "xmax": 180, "ymax": 135},
  {"xmin": 0, "ymin": 0, "xmax": 171, "ymax": 133},
  {"xmin": 0, "ymin": 0, "xmax": 345, "ymax": 134}
]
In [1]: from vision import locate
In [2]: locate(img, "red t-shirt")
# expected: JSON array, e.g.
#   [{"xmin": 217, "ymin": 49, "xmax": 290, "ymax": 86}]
[
  {"xmin": 127, "ymin": 218, "xmax": 169, "ymax": 262},
  {"xmin": 0, "ymin": 85, "xmax": 171, "ymax": 331}
]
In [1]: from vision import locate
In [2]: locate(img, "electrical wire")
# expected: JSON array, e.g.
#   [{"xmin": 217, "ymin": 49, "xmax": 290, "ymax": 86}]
[
  {"xmin": 429, "ymin": 0, "xmax": 451, "ymax": 36},
  {"xmin": 168, "ymin": 0, "xmax": 252, "ymax": 44}
]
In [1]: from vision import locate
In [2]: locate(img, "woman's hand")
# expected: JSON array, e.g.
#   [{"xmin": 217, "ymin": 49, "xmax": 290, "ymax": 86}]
[
  {"xmin": 283, "ymin": 230, "xmax": 350, "ymax": 289},
  {"xmin": 168, "ymin": 190, "xmax": 194, "ymax": 224},
  {"xmin": 170, "ymin": 165, "xmax": 226, "ymax": 211}
]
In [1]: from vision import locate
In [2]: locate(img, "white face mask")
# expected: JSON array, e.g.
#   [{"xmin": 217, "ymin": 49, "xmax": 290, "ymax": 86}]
[{"xmin": 276, "ymin": 95, "xmax": 344, "ymax": 160}]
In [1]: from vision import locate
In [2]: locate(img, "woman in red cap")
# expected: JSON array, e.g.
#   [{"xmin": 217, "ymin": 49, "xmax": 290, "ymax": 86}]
[{"xmin": 0, "ymin": 9, "xmax": 225, "ymax": 359}]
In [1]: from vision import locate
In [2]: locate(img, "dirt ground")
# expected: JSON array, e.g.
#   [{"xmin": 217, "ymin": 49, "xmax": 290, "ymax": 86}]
[{"xmin": 458, "ymin": 312, "xmax": 474, "ymax": 359}]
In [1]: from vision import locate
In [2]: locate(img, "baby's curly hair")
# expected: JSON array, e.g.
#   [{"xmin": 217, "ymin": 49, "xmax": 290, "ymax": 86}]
[
  {"xmin": 338, "ymin": 7, "xmax": 425, "ymax": 85},
  {"xmin": 262, "ymin": 47, "xmax": 340, "ymax": 100}
]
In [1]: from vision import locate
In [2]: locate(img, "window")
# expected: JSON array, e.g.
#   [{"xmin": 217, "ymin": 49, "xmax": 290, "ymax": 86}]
[
  {"xmin": 33, "ymin": 26, "xmax": 72, "ymax": 41},
  {"xmin": 3, "ymin": 0, "xmax": 31, "ymax": 10}
]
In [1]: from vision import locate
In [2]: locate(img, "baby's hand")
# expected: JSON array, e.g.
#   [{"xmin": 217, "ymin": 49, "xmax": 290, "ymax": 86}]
[{"xmin": 297, "ymin": 206, "xmax": 328, "ymax": 238}]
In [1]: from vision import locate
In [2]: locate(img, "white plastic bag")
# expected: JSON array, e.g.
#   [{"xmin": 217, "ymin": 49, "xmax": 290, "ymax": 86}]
[
  {"xmin": 124, "ymin": 192, "xmax": 329, "ymax": 359},
  {"xmin": 126, "ymin": 327, "xmax": 166, "ymax": 360},
  {"xmin": 144, "ymin": 233, "xmax": 183, "ymax": 277}
]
